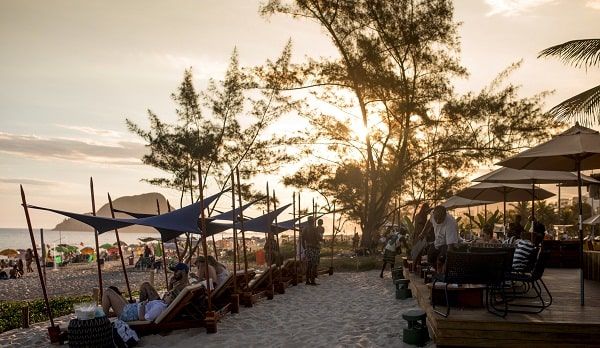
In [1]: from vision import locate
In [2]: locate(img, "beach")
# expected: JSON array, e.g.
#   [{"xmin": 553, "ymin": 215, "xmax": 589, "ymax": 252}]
[{"xmin": 0, "ymin": 270, "xmax": 433, "ymax": 347}]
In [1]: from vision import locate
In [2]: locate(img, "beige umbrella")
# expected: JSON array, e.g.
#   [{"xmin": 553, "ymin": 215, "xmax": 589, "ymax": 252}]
[
  {"xmin": 456, "ymin": 183, "xmax": 555, "ymax": 227},
  {"xmin": 498, "ymin": 122, "xmax": 600, "ymax": 306},
  {"xmin": 473, "ymin": 167, "xmax": 600, "ymax": 222},
  {"xmin": 442, "ymin": 195, "xmax": 493, "ymax": 210}
]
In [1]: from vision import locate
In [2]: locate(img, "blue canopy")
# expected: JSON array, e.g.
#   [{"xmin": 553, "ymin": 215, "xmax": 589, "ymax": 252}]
[
  {"xmin": 28, "ymin": 191, "xmax": 225, "ymax": 237},
  {"xmin": 209, "ymin": 196, "xmax": 265, "ymax": 221},
  {"xmin": 205, "ymin": 203, "xmax": 292, "ymax": 234},
  {"xmin": 271, "ymin": 214, "xmax": 324, "ymax": 234}
]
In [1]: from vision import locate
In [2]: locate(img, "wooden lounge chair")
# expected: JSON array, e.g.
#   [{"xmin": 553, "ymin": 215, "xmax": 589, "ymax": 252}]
[
  {"xmin": 128, "ymin": 282, "xmax": 207, "ymax": 335},
  {"xmin": 211, "ymin": 269, "xmax": 256, "ymax": 317},
  {"xmin": 241, "ymin": 266, "xmax": 280, "ymax": 307},
  {"xmin": 280, "ymin": 259, "xmax": 304, "ymax": 285}
]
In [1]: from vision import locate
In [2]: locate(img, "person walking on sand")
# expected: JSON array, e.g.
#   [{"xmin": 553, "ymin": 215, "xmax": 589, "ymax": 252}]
[
  {"xmin": 25, "ymin": 249, "xmax": 33, "ymax": 273},
  {"xmin": 302, "ymin": 216, "xmax": 321, "ymax": 285},
  {"xmin": 380, "ymin": 226, "xmax": 409, "ymax": 278}
]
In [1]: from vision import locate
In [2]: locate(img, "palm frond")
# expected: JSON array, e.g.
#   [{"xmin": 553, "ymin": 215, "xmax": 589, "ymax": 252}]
[
  {"xmin": 538, "ymin": 39, "xmax": 600, "ymax": 68},
  {"xmin": 547, "ymin": 84, "xmax": 600, "ymax": 126}
]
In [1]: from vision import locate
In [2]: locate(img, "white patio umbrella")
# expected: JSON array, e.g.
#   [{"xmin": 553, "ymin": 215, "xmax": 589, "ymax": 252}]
[
  {"xmin": 497, "ymin": 122, "xmax": 600, "ymax": 306},
  {"xmin": 456, "ymin": 183, "xmax": 555, "ymax": 227},
  {"xmin": 583, "ymin": 214, "xmax": 600, "ymax": 225},
  {"xmin": 473, "ymin": 167, "xmax": 599, "ymax": 220},
  {"xmin": 442, "ymin": 195, "xmax": 494, "ymax": 210}
]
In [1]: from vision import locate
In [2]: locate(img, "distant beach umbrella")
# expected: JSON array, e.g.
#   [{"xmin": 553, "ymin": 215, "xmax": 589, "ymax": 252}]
[
  {"xmin": 80, "ymin": 247, "xmax": 95, "ymax": 255},
  {"xmin": 138, "ymin": 237, "xmax": 157, "ymax": 243},
  {"xmin": 100, "ymin": 243, "xmax": 113, "ymax": 250},
  {"xmin": 0, "ymin": 248, "xmax": 19, "ymax": 257},
  {"xmin": 583, "ymin": 214, "xmax": 600, "ymax": 225},
  {"xmin": 113, "ymin": 241, "xmax": 128, "ymax": 246},
  {"xmin": 442, "ymin": 196, "xmax": 493, "ymax": 210}
]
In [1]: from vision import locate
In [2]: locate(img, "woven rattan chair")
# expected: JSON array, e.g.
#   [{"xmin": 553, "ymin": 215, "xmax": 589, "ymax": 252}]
[{"xmin": 432, "ymin": 251, "xmax": 507, "ymax": 317}]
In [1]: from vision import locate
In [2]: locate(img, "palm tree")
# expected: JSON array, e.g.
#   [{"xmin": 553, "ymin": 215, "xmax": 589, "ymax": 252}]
[{"xmin": 538, "ymin": 39, "xmax": 600, "ymax": 125}]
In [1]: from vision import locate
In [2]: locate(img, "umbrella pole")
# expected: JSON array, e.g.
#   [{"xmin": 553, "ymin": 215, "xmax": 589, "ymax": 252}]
[
  {"xmin": 577, "ymin": 163, "xmax": 584, "ymax": 306},
  {"xmin": 558, "ymin": 184, "xmax": 562, "ymax": 222},
  {"xmin": 155, "ymin": 199, "xmax": 169, "ymax": 289},
  {"xmin": 292, "ymin": 192, "xmax": 297, "ymax": 285},
  {"xmin": 503, "ymin": 192, "xmax": 507, "ymax": 231},
  {"xmin": 20, "ymin": 186, "xmax": 55, "ymax": 328},
  {"xmin": 532, "ymin": 183, "xmax": 536, "ymax": 242},
  {"xmin": 89, "ymin": 177, "xmax": 103, "ymax": 302},
  {"xmin": 107, "ymin": 193, "xmax": 133, "ymax": 302},
  {"xmin": 235, "ymin": 168, "xmax": 249, "ymax": 287}
]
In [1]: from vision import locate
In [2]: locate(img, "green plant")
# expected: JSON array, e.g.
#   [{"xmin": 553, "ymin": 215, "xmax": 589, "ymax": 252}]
[{"xmin": 0, "ymin": 295, "xmax": 94, "ymax": 333}]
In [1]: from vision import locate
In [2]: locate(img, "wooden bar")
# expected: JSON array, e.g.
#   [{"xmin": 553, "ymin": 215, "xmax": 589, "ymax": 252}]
[{"xmin": 406, "ymin": 267, "xmax": 600, "ymax": 347}]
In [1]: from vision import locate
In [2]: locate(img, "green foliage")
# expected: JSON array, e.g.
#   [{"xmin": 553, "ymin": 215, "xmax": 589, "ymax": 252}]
[
  {"xmin": 267, "ymin": 0, "xmax": 561, "ymax": 248},
  {"xmin": 329, "ymin": 256, "xmax": 381, "ymax": 272},
  {"xmin": 465, "ymin": 210, "xmax": 502, "ymax": 229},
  {"xmin": 0, "ymin": 295, "xmax": 93, "ymax": 333}
]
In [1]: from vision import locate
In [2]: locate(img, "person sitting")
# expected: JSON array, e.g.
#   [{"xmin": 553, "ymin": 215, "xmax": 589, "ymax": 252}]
[
  {"xmin": 101, "ymin": 262, "xmax": 190, "ymax": 322},
  {"xmin": 511, "ymin": 222, "xmax": 545, "ymax": 274},
  {"xmin": 194, "ymin": 256, "xmax": 218, "ymax": 290},
  {"xmin": 206, "ymin": 255, "xmax": 229, "ymax": 288},
  {"xmin": 474, "ymin": 224, "xmax": 500, "ymax": 245},
  {"xmin": 9, "ymin": 265, "xmax": 21, "ymax": 279}
]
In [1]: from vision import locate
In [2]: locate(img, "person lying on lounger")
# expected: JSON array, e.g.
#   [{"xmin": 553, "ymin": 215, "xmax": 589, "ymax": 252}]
[{"xmin": 101, "ymin": 262, "xmax": 190, "ymax": 321}]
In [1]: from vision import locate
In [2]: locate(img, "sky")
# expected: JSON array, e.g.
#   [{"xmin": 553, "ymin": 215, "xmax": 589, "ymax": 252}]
[{"xmin": 1, "ymin": 0, "xmax": 599, "ymax": 228}]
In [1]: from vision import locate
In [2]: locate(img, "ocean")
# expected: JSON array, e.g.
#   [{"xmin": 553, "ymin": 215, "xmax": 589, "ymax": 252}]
[{"xmin": 0, "ymin": 228, "xmax": 162, "ymax": 250}]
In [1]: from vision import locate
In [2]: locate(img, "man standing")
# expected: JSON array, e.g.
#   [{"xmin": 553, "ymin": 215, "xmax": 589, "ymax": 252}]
[
  {"xmin": 315, "ymin": 218, "xmax": 325, "ymax": 268},
  {"xmin": 302, "ymin": 216, "xmax": 321, "ymax": 285},
  {"xmin": 427, "ymin": 206, "xmax": 458, "ymax": 270}
]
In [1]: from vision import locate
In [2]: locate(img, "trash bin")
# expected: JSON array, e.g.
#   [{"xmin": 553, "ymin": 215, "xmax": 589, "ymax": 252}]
[
  {"xmin": 256, "ymin": 249, "xmax": 265, "ymax": 266},
  {"xmin": 128, "ymin": 256, "xmax": 134, "ymax": 266}
]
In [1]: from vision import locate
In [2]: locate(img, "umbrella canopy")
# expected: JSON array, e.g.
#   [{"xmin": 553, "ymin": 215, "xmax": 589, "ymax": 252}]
[
  {"xmin": 474, "ymin": 167, "xmax": 600, "ymax": 185},
  {"xmin": 456, "ymin": 183, "xmax": 554, "ymax": 202},
  {"xmin": 80, "ymin": 247, "xmax": 95, "ymax": 255},
  {"xmin": 442, "ymin": 195, "xmax": 494, "ymax": 210},
  {"xmin": 497, "ymin": 123, "xmax": 600, "ymax": 307},
  {"xmin": 0, "ymin": 248, "xmax": 19, "ymax": 257},
  {"xmin": 100, "ymin": 243, "xmax": 113, "ymax": 249},
  {"xmin": 498, "ymin": 123, "xmax": 600, "ymax": 171},
  {"xmin": 113, "ymin": 241, "xmax": 128, "ymax": 247},
  {"xmin": 583, "ymin": 214, "xmax": 600, "ymax": 225}
]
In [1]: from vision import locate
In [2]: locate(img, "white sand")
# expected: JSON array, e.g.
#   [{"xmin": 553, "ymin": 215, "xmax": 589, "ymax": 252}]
[{"xmin": 0, "ymin": 270, "xmax": 435, "ymax": 347}]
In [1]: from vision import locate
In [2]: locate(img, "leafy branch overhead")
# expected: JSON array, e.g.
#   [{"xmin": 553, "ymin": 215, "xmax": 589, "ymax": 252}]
[{"xmin": 263, "ymin": 0, "xmax": 561, "ymax": 247}]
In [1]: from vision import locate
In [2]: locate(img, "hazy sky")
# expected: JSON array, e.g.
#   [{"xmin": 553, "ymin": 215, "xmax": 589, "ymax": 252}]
[{"xmin": 1, "ymin": 0, "xmax": 599, "ymax": 228}]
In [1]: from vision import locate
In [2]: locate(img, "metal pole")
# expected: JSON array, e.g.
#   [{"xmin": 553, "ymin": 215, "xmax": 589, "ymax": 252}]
[
  {"xmin": 89, "ymin": 177, "xmax": 103, "ymax": 301},
  {"xmin": 156, "ymin": 199, "xmax": 169, "ymax": 288},
  {"xmin": 20, "ymin": 186, "xmax": 55, "ymax": 327},
  {"xmin": 108, "ymin": 193, "xmax": 133, "ymax": 302},
  {"xmin": 273, "ymin": 189, "xmax": 282, "ymax": 286},
  {"xmin": 330, "ymin": 202, "xmax": 335, "ymax": 270},
  {"xmin": 40, "ymin": 228, "xmax": 46, "ymax": 287}
]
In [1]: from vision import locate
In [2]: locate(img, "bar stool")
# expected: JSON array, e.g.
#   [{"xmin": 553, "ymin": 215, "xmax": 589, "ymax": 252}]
[{"xmin": 394, "ymin": 278, "xmax": 412, "ymax": 299}]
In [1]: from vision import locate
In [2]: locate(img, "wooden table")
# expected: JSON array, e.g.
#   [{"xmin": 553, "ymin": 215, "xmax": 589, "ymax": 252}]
[{"xmin": 428, "ymin": 283, "xmax": 486, "ymax": 308}]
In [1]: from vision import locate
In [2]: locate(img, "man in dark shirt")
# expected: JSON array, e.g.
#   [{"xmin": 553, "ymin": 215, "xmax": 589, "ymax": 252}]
[{"xmin": 302, "ymin": 216, "xmax": 322, "ymax": 285}]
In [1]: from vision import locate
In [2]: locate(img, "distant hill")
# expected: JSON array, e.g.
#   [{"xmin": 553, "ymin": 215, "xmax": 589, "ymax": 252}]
[{"xmin": 53, "ymin": 192, "xmax": 169, "ymax": 233}]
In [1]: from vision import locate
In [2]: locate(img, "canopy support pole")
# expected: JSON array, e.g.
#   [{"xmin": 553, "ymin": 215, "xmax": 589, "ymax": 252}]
[
  {"xmin": 236, "ymin": 168, "xmax": 249, "ymax": 287},
  {"xmin": 155, "ymin": 199, "xmax": 169, "ymax": 289},
  {"xmin": 577, "ymin": 162, "xmax": 584, "ymax": 306},
  {"xmin": 107, "ymin": 193, "xmax": 133, "ymax": 302},
  {"xmin": 292, "ymin": 192, "xmax": 297, "ymax": 285},
  {"xmin": 89, "ymin": 177, "xmax": 103, "ymax": 302},
  {"xmin": 231, "ymin": 172, "xmax": 238, "ymax": 294}
]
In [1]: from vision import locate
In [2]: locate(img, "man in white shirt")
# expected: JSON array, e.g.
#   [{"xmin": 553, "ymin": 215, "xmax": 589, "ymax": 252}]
[{"xmin": 427, "ymin": 205, "xmax": 459, "ymax": 269}]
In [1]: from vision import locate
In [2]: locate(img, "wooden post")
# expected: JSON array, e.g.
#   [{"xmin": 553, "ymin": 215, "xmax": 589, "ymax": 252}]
[
  {"xmin": 20, "ymin": 186, "xmax": 55, "ymax": 330},
  {"xmin": 198, "ymin": 163, "xmax": 216, "ymax": 333},
  {"xmin": 231, "ymin": 172, "xmax": 238, "ymax": 294},
  {"xmin": 107, "ymin": 193, "xmax": 133, "ymax": 302},
  {"xmin": 273, "ymin": 189, "xmax": 283, "ymax": 294},
  {"xmin": 21, "ymin": 305, "xmax": 29, "ymax": 329},
  {"xmin": 330, "ymin": 202, "xmax": 335, "ymax": 272},
  {"xmin": 292, "ymin": 192, "xmax": 297, "ymax": 286},
  {"xmin": 266, "ymin": 182, "xmax": 273, "ymax": 299},
  {"xmin": 89, "ymin": 177, "xmax": 103, "ymax": 302},
  {"xmin": 235, "ymin": 168, "xmax": 250, "ymax": 296},
  {"xmin": 155, "ymin": 200, "xmax": 169, "ymax": 288}
]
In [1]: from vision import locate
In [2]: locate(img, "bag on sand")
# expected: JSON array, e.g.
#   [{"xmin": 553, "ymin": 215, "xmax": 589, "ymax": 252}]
[{"xmin": 112, "ymin": 319, "xmax": 139, "ymax": 348}]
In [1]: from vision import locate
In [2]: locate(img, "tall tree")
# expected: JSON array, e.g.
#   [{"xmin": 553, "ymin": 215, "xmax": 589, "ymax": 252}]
[
  {"xmin": 264, "ymin": 0, "xmax": 560, "ymax": 247},
  {"xmin": 538, "ymin": 39, "xmax": 600, "ymax": 125}
]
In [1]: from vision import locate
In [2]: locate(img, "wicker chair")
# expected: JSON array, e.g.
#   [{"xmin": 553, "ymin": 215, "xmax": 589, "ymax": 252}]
[
  {"xmin": 432, "ymin": 251, "xmax": 507, "ymax": 317},
  {"xmin": 490, "ymin": 248, "xmax": 553, "ymax": 314}
]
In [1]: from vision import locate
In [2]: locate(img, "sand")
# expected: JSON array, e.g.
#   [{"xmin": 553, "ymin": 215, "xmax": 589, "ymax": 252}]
[{"xmin": 0, "ymin": 270, "xmax": 434, "ymax": 347}]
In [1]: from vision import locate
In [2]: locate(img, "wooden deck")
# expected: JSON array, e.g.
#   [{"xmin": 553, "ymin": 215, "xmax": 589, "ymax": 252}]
[{"xmin": 407, "ymin": 268, "xmax": 600, "ymax": 347}]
